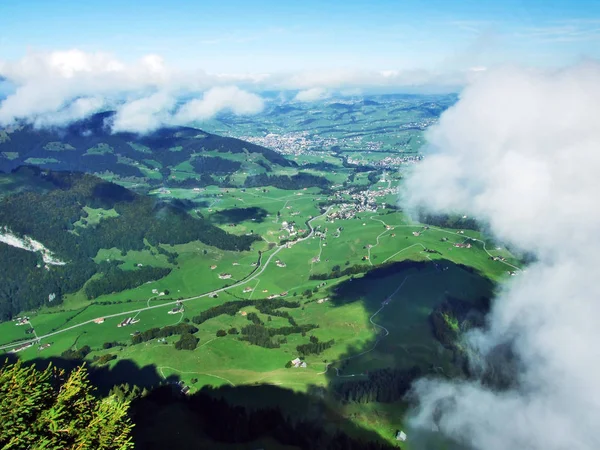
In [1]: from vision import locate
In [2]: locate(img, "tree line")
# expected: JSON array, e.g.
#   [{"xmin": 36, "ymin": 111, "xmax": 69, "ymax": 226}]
[
  {"xmin": 309, "ymin": 263, "xmax": 372, "ymax": 281},
  {"xmin": 191, "ymin": 298, "xmax": 301, "ymax": 326},
  {"xmin": 333, "ymin": 366, "xmax": 422, "ymax": 404},
  {"xmin": 296, "ymin": 336, "xmax": 335, "ymax": 357},
  {"xmin": 130, "ymin": 323, "xmax": 198, "ymax": 345},
  {"xmin": 244, "ymin": 172, "xmax": 330, "ymax": 190},
  {"xmin": 239, "ymin": 323, "xmax": 318, "ymax": 349},
  {"xmin": 85, "ymin": 265, "xmax": 172, "ymax": 300}
]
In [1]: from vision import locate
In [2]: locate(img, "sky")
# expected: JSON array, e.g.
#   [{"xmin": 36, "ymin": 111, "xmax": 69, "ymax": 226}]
[
  {"xmin": 0, "ymin": 0, "xmax": 599, "ymax": 130},
  {"xmin": 1, "ymin": 0, "xmax": 600, "ymax": 73}
]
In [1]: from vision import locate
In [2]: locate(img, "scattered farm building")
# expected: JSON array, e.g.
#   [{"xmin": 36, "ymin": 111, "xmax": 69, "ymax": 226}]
[
  {"xmin": 10, "ymin": 342, "xmax": 34, "ymax": 353},
  {"xmin": 290, "ymin": 358, "xmax": 307, "ymax": 368},
  {"xmin": 168, "ymin": 305, "xmax": 184, "ymax": 314}
]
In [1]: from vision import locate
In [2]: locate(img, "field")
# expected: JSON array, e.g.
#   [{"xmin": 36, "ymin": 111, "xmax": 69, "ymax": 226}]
[
  {"xmin": 0, "ymin": 97, "xmax": 517, "ymax": 446},
  {"xmin": 0, "ymin": 172, "xmax": 519, "ymax": 446}
]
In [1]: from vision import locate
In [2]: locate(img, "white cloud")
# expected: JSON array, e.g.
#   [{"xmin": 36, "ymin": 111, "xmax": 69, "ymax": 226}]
[
  {"xmin": 175, "ymin": 86, "xmax": 264, "ymax": 123},
  {"xmin": 294, "ymin": 87, "xmax": 330, "ymax": 102},
  {"xmin": 0, "ymin": 49, "xmax": 473, "ymax": 131},
  {"xmin": 111, "ymin": 91, "xmax": 176, "ymax": 134},
  {"xmin": 402, "ymin": 63, "xmax": 600, "ymax": 450}
]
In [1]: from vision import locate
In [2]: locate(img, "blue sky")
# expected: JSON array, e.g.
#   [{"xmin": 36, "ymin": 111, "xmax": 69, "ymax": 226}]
[{"xmin": 1, "ymin": 0, "xmax": 599, "ymax": 73}]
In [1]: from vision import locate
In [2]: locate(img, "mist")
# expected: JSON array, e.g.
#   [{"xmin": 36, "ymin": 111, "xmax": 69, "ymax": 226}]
[{"xmin": 402, "ymin": 63, "xmax": 600, "ymax": 450}]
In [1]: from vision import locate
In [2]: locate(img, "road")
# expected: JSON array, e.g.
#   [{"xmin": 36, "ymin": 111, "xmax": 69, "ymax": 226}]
[{"xmin": 0, "ymin": 206, "xmax": 333, "ymax": 351}]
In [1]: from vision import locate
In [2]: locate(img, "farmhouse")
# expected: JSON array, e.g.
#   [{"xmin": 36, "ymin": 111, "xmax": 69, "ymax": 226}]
[
  {"xmin": 290, "ymin": 358, "xmax": 307, "ymax": 368},
  {"xmin": 168, "ymin": 305, "xmax": 184, "ymax": 314},
  {"xmin": 219, "ymin": 273, "xmax": 232, "ymax": 279},
  {"xmin": 396, "ymin": 431, "xmax": 407, "ymax": 442},
  {"xmin": 93, "ymin": 317, "xmax": 105, "ymax": 324},
  {"xmin": 9, "ymin": 342, "xmax": 34, "ymax": 353},
  {"xmin": 118, "ymin": 317, "xmax": 134, "ymax": 327},
  {"xmin": 453, "ymin": 243, "xmax": 472, "ymax": 249},
  {"xmin": 210, "ymin": 265, "xmax": 217, "ymax": 270},
  {"xmin": 243, "ymin": 287, "xmax": 253, "ymax": 293}
]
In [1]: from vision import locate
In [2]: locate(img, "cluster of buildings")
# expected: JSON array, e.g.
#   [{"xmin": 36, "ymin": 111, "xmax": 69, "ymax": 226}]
[
  {"xmin": 346, "ymin": 153, "xmax": 422, "ymax": 169},
  {"xmin": 14, "ymin": 316, "xmax": 30, "ymax": 326},
  {"xmin": 324, "ymin": 186, "xmax": 397, "ymax": 222},
  {"xmin": 240, "ymin": 132, "xmax": 338, "ymax": 156},
  {"xmin": 454, "ymin": 242, "xmax": 472, "ymax": 249}
]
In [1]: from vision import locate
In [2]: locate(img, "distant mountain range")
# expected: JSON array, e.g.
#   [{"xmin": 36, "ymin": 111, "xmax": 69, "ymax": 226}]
[{"xmin": 0, "ymin": 111, "xmax": 295, "ymax": 182}]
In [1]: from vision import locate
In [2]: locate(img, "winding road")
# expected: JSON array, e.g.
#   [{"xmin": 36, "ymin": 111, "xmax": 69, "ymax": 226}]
[{"xmin": 0, "ymin": 206, "xmax": 333, "ymax": 351}]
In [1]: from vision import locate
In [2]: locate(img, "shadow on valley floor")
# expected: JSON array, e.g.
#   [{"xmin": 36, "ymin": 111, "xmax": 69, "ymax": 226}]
[
  {"xmin": 1, "ymin": 354, "xmax": 178, "ymax": 396},
  {"xmin": 209, "ymin": 206, "xmax": 269, "ymax": 225},
  {"xmin": 323, "ymin": 259, "xmax": 494, "ymax": 404},
  {"xmin": 0, "ymin": 260, "xmax": 496, "ymax": 449},
  {"xmin": 1, "ymin": 355, "xmax": 398, "ymax": 449},
  {"xmin": 130, "ymin": 383, "xmax": 398, "ymax": 450}
]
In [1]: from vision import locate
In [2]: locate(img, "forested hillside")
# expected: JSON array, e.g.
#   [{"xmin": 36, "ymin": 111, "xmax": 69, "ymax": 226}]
[
  {"xmin": 0, "ymin": 112, "xmax": 295, "ymax": 181},
  {"xmin": 0, "ymin": 167, "xmax": 261, "ymax": 320}
]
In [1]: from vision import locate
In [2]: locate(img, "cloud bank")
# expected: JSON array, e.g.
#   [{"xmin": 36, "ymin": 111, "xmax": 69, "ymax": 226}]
[
  {"xmin": 0, "ymin": 49, "xmax": 476, "ymax": 132},
  {"xmin": 402, "ymin": 63, "xmax": 600, "ymax": 450},
  {"xmin": 0, "ymin": 50, "xmax": 265, "ymax": 132}
]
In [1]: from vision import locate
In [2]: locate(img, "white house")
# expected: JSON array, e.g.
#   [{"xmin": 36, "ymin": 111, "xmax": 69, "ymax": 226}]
[{"xmin": 396, "ymin": 431, "xmax": 407, "ymax": 442}]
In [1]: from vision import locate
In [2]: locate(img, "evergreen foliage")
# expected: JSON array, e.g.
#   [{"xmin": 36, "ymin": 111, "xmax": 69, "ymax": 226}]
[
  {"xmin": 333, "ymin": 366, "xmax": 421, "ymax": 404},
  {"xmin": 244, "ymin": 172, "xmax": 330, "ymax": 190},
  {"xmin": 0, "ymin": 360, "xmax": 133, "ymax": 449},
  {"xmin": 174, "ymin": 333, "xmax": 199, "ymax": 350},
  {"xmin": 296, "ymin": 336, "xmax": 335, "ymax": 356},
  {"xmin": 130, "ymin": 323, "xmax": 198, "ymax": 345}
]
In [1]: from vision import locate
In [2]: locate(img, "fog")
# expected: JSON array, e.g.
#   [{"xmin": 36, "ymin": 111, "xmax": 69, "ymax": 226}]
[{"xmin": 402, "ymin": 63, "xmax": 600, "ymax": 450}]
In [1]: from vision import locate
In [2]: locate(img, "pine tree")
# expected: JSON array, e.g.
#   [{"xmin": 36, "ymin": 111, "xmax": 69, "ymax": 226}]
[{"xmin": 0, "ymin": 360, "xmax": 134, "ymax": 449}]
